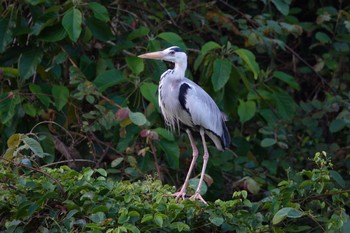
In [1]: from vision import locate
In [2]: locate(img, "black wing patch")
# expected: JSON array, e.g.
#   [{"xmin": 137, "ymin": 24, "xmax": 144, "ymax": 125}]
[{"xmin": 178, "ymin": 83, "xmax": 191, "ymax": 115}]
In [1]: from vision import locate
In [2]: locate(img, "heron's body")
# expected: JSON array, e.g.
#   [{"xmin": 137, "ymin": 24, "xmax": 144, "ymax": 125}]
[
  {"xmin": 159, "ymin": 71, "xmax": 230, "ymax": 150},
  {"xmin": 138, "ymin": 46, "xmax": 230, "ymax": 204}
]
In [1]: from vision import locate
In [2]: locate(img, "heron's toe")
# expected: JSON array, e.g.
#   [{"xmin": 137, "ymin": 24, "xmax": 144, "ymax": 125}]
[
  {"xmin": 171, "ymin": 191, "xmax": 187, "ymax": 201},
  {"xmin": 189, "ymin": 193, "xmax": 208, "ymax": 205}
]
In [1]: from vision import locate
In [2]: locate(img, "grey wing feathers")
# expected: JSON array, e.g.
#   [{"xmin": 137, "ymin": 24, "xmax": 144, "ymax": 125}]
[{"xmin": 181, "ymin": 79, "xmax": 230, "ymax": 149}]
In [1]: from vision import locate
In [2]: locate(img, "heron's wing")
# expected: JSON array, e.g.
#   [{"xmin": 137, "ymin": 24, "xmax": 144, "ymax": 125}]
[{"xmin": 179, "ymin": 79, "xmax": 230, "ymax": 149}]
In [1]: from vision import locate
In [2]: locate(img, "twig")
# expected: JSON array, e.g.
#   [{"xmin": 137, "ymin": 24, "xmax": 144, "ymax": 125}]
[
  {"xmin": 40, "ymin": 159, "xmax": 96, "ymax": 168},
  {"xmin": 149, "ymin": 139, "xmax": 162, "ymax": 180},
  {"xmin": 100, "ymin": 94, "xmax": 123, "ymax": 109}
]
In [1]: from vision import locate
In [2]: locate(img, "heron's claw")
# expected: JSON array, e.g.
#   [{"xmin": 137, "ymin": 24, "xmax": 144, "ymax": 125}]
[
  {"xmin": 171, "ymin": 191, "xmax": 187, "ymax": 201},
  {"xmin": 190, "ymin": 192, "xmax": 208, "ymax": 205}
]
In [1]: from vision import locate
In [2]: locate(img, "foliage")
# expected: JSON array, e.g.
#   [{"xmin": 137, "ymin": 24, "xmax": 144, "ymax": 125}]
[
  {"xmin": 1, "ymin": 0, "xmax": 350, "ymax": 231},
  {"xmin": 0, "ymin": 152, "xmax": 349, "ymax": 232}
]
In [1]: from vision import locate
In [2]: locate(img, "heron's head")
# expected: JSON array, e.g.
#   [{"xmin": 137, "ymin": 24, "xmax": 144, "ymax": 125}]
[{"xmin": 138, "ymin": 46, "xmax": 187, "ymax": 64}]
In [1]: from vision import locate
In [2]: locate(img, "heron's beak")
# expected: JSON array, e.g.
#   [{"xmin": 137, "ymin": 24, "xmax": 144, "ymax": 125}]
[{"xmin": 138, "ymin": 51, "xmax": 165, "ymax": 60}]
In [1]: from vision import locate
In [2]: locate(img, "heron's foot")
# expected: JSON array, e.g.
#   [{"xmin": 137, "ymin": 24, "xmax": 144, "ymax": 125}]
[
  {"xmin": 189, "ymin": 192, "xmax": 208, "ymax": 205},
  {"xmin": 171, "ymin": 190, "xmax": 187, "ymax": 202}
]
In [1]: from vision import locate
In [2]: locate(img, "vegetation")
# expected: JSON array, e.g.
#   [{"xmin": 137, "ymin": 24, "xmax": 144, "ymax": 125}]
[{"xmin": 0, "ymin": 0, "xmax": 350, "ymax": 232}]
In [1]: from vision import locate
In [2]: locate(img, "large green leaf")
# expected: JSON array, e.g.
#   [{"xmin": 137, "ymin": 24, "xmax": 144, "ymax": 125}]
[
  {"xmin": 211, "ymin": 58, "xmax": 232, "ymax": 91},
  {"xmin": 140, "ymin": 82, "xmax": 159, "ymax": 111},
  {"xmin": 238, "ymin": 99, "xmax": 256, "ymax": 123},
  {"xmin": 93, "ymin": 69, "xmax": 125, "ymax": 92},
  {"xmin": 273, "ymin": 92, "xmax": 295, "ymax": 120},
  {"xmin": 86, "ymin": 17, "xmax": 114, "ymax": 42},
  {"xmin": 273, "ymin": 71, "xmax": 300, "ymax": 90},
  {"xmin": 157, "ymin": 140, "xmax": 179, "ymax": 169},
  {"xmin": 19, "ymin": 50, "xmax": 43, "ymax": 80},
  {"xmin": 128, "ymin": 111, "xmax": 148, "ymax": 126},
  {"xmin": 0, "ymin": 92, "xmax": 22, "ymax": 125},
  {"xmin": 29, "ymin": 84, "xmax": 51, "ymax": 107},
  {"xmin": 271, "ymin": 0, "xmax": 291, "ymax": 16},
  {"xmin": 52, "ymin": 85, "xmax": 69, "ymax": 111},
  {"xmin": 235, "ymin": 49, "xmax": 260, "ymax": 80},
  {"xmin": 157, "ymin": 32, "xmax": 186, "ymax": 49},
  {"xmin": 0, "ymin": 19, "xmax": 14, "ymax": 53},
  {"xmin": 201, "ymin": 41, "xmax": 221, "ymax": 56},
  {"xmin": 62, "ymin": 8, "xmax": 82, "ymax": 42},
  {"xmin": 39, "ymin": 25, "xmax": 67, "ymax": 42},
  {"xmin": 126, "ymin": 56, "xmax": 144, "ymax": 75},
  {"xmin": 272, "ymin": 207, "xmax": 304, "ymax": 225},
  {"xmin": 153, "ymin": 127, "xmax": 174, "ymax": 141},
  {"xmin": 88, "ymin": 2, "xmax": 110, "ymax": 22},
  {"xmin": 127, "ymin": 26, "xmax": 150, "ymax": 40},
  {"xmin": 22, "ymin": 137, "xmax": 46, "ymax": 158}
]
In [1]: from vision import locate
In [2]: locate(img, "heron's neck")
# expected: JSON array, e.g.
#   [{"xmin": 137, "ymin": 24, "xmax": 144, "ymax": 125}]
[{"xmin": 173, "ymin": 61, "xmax": 187, "ymax": 79}]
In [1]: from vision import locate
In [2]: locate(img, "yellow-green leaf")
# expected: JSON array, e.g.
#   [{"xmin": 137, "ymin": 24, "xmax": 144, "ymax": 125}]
[{"xmin": 235, "ymin": 48, "xmax": 260, "ymax": 80}]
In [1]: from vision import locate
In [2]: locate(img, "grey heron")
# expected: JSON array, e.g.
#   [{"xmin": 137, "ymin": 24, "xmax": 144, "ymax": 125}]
[{"xmin": 138, "ymin": 46, "xmax": 230, "ymax": 205}]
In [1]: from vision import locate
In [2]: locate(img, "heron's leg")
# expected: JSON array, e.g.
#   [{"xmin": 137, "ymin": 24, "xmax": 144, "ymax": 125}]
[
  {"xmin": 172, "ymin": 129, "xmax": 198, "ymax": 201},
  {"xmin": 190, "ymin": 128, "xmax": 209, "ymax": 205}
]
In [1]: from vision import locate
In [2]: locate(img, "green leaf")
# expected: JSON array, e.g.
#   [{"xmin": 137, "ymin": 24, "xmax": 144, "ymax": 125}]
[
  {"xmin": 329, "ymin": 170, "xmax": 345, "ymax": 188},
  {"xmin": 39, "ymin": 25, "xmax": 67, "ymax": 42},
  {"xmin": 238, "ymin": 99, "xmax": 256, "ymax": 123},
  {"xmin": 315, "ymin": 32, "xmax": 331, "ymax": 44},
  {"xmin": 273, "ymin": 92, "xmax": 295, "ymax": 120},
  {"xmin": 90, "ymin": 212, "xmax": 106, "ymax": 224},
  {"xmin": 125, "ymin": 224, "xmax": 140, "ymax": 233},
  {"xmin": 271, "ymin": 0, "xmax": 291, "ymax": 16},
  {"xmin": 111, "ymin": 157, "xmax": 124, "ymax": 167},
  {"xmin": 93, "ymin": 69, "xmax": 125, "ymax": 92},
  {"xmin": 170, "ymin": 222, "xmax": 190, "ymax": 232},
  {"xmin": 19, "ymin": 50, "xmax": 43, "ymax": 80},
  {"xmin": 157, "ymin": 140, "xmax": 179, "ymax": 169},
  {"xmin": 129, "ymin": 111, "xmax": 148, "ymax": 126},
  {"xmin": 209, "ymin": 216, "xmax": 224, "ymax": 226},
  {"xmin": 273, "ymin": 71, "xmax": 300, "ymax": 90},
  {"xmin": 96, "ymin": 168, "xmax": 107, "ymax": 177},
  {"xmin": 22, "ymin": 137, "xmax": 46, "ymax": 158},
  {"xmin": 0, "ymin": 92, "xmax": 22, "ymax": 125},
  {"xmin": 0, "ymin": 19, "xmax": 14, "ymax": 53},
  {"xmin": 329, "ymin": 119, "xmax": 346, "ymax": 133},
  {"xmin": 126, "ymin": 56, "xmax": 144, "ymax": 75},
  {"xmin": 141, "ymin": 214, "xmax": 153, "ymax": 223},
  {"xmin": 118, "ymin": 212, "xmax": 130, "ymax": 224},
  {"xmin": 127, "ymin": 26, "xmax": 150, "ymax": 40},
  {"xmin": 211, "ymin": 58, "xmax": 232, "ymax": 91},
  {"xmin": 201, "ymin": 41, "xmax": 221, "ymax": 56},
  {"xmin": 86, "ymin": 17, "xmax": 114, "ymax": 42},
  {"xmin": 140, "ymin": 82, "xmax": 159, "ymax": 111},
  {"xmin": 88, "ymin": 2, "xmax": 110, "ymax": 22},
  {"xmin": 261, "ymin": 138, "xmax": 277, "ymax": 147},
  {"xmin": 29, "ymin": 84, "xmax": 51, "ymax": 107},
  {"xmin": 153, "ymin": 213, "xmax": 163, "ymax": 227},
  {"xmin": 235, "ymin": 48, "xmax": 260, "ymax": 80},
  {"xmin": 272, "ymin": 207, "xmax": 304, "ymax": 225},
  {"xmin": 154, "ymin": 128, "xmax": 174, "ymax": 141},
  {"xmin": 189, "ymin": 178, "xmax": 207, "ymax": 195},
  {"xmin": 157, "ymin": 32, "xmax": 186, "ymax": 49},
  {"xmin": 62, "ymin": 8, "xmax": 82, "ymax": 42},
  {"xmin": 52, "ymin": 85, "xmax": 69, "ymax": 111},
  {"xmin": 23, "ymin": 103, "xmax": 38, "ymax": 117}
]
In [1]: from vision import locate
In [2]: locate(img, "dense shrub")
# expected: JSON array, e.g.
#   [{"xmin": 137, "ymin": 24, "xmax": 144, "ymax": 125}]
[{"xmin": 0, "ymin": 152, "xmax": 348, "ymax": 232}]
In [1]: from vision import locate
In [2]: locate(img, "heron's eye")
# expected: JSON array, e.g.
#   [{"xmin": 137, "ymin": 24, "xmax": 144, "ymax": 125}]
[{"xmin": 169, "ymin": 51, "xmax": 175, "ymax": 55}]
